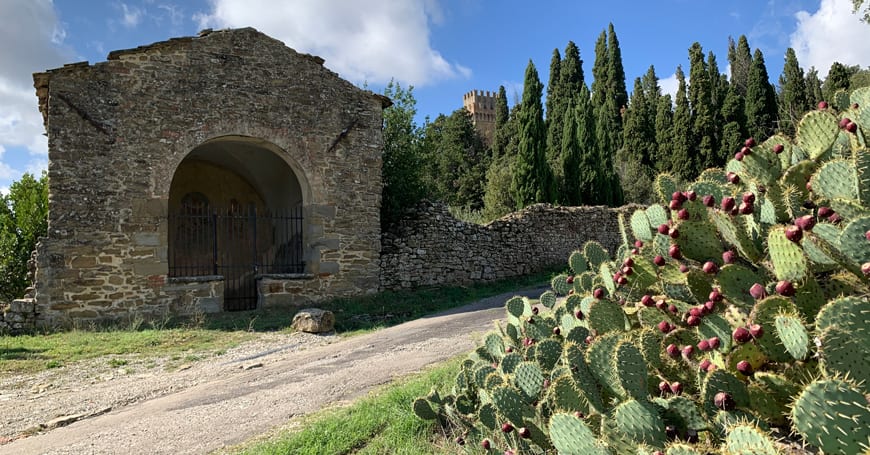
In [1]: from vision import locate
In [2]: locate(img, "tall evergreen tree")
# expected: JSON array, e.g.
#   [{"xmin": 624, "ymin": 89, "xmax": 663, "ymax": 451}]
[
  {"xmin": 728, "ymin": 35, "xmax": 753, "ymax": 97},
  {"xmin": 590, "ymin": 31, "xmax": 609, "ymax": 108},
  {"xmin": 718, "ymin": 83, "xmax": 747, "ymax": 163},
  {"xmin": 671, "ymin": 66, "xmax": 694, "ymax": 180},
  {"xmin": 513, "ymin": 60, "xmax": 552, "ymax": 208},
  {"xmin": 778, "ymin": 48, "xmax": 808, "ymax": 136},
  {"xmin": 423, "ymin": 109, "xmax": 489, "ymax": 209},
  {"xmin": 654, "ymin": 94, "xmax": 674, "ymax": 173},
  {"xmin": 623, "ymin": 77, "xmax": 656, "ymax": 167},
  {"xmin": 688, "ymin": 42, "xmax": 717, "ymax": 172},
  {"xmin": 806, "ymin": 67, "xmax": 824, "ymax": 108},
  {"xmin": 559, "ymin": 41, "xmax": 585, "ymax": 106},
  {"xmin": 707, "ymin": 51, "xmax": 726, "ymax": 166},
  {"xmin": 606, "ymin": 23, "xmax": 628, "ymax": 151},
  {"xmin": 545, "ymin": 48, "xmax": 563, "ymax": 166},
  {"xmin": 576, "ymin": 84, "xmax": 599, "ymax": 204},
  {"xmin": 492, "ymin": 85, "xmax": 511, "ymax": 158},
  {"xmin": 745, "ymin": 48, "xmax": 778, "ymax": 141},
  {"xmin": 560, "ymin": 105, "xmax": 582, "ymax": 205}
]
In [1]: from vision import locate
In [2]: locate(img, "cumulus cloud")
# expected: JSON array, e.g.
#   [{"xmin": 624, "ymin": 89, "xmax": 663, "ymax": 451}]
[
  {"xmin": 195, "ymin": 0, "xmax": 470, "ymax": 86},
  {"xmin": 791, "ymin": 0, "xmax": 870, "ymax": 74},
  {"xmin": 659, "ymin": 72, "xmax": 679, "ymax": 100},
  {"xmin": 0, "ymin": 0, "xmax": 73, "ymax": 158}
]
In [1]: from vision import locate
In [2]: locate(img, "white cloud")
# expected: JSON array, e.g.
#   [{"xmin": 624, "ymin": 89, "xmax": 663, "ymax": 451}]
[
  {"xmin": 659, "ymin": 73, "xmax": 679, "ymax": 100},
  {"xmin": 0, "ymin": 0, "xmax": 72, "ymax": 161},
  {"xmin": 120, "ymin": 3, "xmax": 144, "ymax": 27},
  {"xmin": 791, "ymin": 0, "xmax": 870, "ymax": 73},
  {"xmin": 26, "ymin": 157, "xmax": 48, "ymax": 176},
  {"xmin": 196, "ymin": 0, "xmax": 470, "ymax": 86}
]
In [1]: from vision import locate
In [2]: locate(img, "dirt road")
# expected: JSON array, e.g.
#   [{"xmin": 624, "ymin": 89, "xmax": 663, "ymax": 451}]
[{"xmin": 1, "ymin": 287, "xmax": 544, "ymax": 454}]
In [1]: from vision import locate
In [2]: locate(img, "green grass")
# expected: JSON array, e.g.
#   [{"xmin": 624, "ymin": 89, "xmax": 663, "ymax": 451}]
[
  {"xmin": 0, "ymin": 271, "xmax": 556, "ymax": 376},
  {"xmin": 232, "ymin": 357, "xmax": 467, "ymax": 455}
]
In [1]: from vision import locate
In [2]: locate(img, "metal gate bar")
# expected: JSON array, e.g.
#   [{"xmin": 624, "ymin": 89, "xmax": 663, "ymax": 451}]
[{"xmin": 168, "ymin": 205, "xmax": 305, "ymax": 311}]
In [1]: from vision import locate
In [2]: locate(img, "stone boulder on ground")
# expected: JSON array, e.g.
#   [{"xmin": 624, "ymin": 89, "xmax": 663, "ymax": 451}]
[{"xmin": 291, "ymin": 308, "xmax": 335, "ymax": 333}]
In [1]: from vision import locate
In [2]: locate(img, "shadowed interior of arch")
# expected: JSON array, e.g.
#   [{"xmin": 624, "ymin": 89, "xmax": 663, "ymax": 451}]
[{"xmin": 167, "ymin": 137, "xmax": 306, "ymax": 310}]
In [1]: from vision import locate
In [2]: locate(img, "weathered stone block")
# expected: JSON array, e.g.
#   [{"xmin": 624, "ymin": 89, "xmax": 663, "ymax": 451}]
[{"xmin": 291, "ymin": 308, "xmax": 334, "ymax": 333}]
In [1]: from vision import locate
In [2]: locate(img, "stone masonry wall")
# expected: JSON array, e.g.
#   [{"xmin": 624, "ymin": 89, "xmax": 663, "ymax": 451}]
[
  {"xmin": 31, "ymin": 28, "xmax": 386, "ymax": 327},
  {"xmin": 380, "ymin": 201, "xmax": 642, "ymax": 289}
]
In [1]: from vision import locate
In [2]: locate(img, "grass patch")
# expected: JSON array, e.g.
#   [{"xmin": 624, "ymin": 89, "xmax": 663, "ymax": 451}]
[
  {"xmin": 0, "ymin": 270, "xmax": 556, "ymax": 376},
  {"xmin": 232, "ymin": 357, "xmax": 466, "ymax": 455}
]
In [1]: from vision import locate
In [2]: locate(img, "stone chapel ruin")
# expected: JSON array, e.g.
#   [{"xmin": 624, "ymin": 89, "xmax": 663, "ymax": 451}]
[{"xmin": 24, "ymin": 28, "xmax": 388, "ymax": 327}]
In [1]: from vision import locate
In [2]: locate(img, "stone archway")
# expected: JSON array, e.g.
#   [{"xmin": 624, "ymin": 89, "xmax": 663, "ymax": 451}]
[{"xmin": 167, "ymin": 136, "xmax": 307, "ymax": 310}]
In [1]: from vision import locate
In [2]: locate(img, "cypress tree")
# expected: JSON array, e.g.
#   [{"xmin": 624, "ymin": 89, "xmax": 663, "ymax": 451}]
[
  {"xmin": 576, "ymin": 84, "xmax": 598, "ymax": 204},
  {"xmin": 606, "ymin": 23, "xmax": 628, "ymax": 151},
  {"xmin": 806, "ymin": 67, "xmax": 824, "ymax": 108},
  {"xmin": 654, "ymin": 94, "xmax": 674, "ymax": 173},
  {"xmin": 718, "ymin": 83, "xmax": 747, "ymax": 163},
  {"xmin": 671, "ymin": 66, "xmax": 694, "ymax": 180},
  {"xmin": 688, "ymin": 42, "xmax": 717, "ymax": 172},
  {"xmin": 778, "ymin": 48, "xmax": 808, "ymax": 136},
  {"xmin": 545, "ymin": 48, "xmax": 563, "ymax": 166},
  {"xmin": 595, "ymin": 95, "xmax": 624, "ymax": 206},
  {"xmin": 559, "ymin": 41, "xmax": 585, "ymax": 106},
  {"xmin": 560, "ymin": 105, "xmax": 581, "ymax": 205},
  {"xmin": 513, "ymin": 60, "xmax": 552, "ymax": 208},
  {"xmin": 708, "ymin": 51, "xmax": 726, "ymax": 166},
  {"xmin": 623, "ymin": 77, "xmax": 656, "ymax": 167},
  {"xmin": 745, "ymin": 48, "xmax": 777, "ymax": 141},
  {"xmin": 492, "ymin": 85, "xmax": 510, "ymax": 158},
  {"xmin": 728, "ymin": 35, "xmax": 753, "ymax": 97},
  {"xmin": 590, "ymin": 31, "xmax": 609, "ymax": 108}
]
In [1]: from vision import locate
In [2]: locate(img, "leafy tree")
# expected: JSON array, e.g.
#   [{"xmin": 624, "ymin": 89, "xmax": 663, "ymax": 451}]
[
  {"xmin": 671, "ymin": 66, "xmax": 694, "ymax": 180},
  {"xmin": 854, "ymin": 0, "xmax": 870, "ymax": 22},
  {"xmin": 823, "ymin": 61, "xmax": 853, "ymax": 100},
  {"xmin": 745, "ymin": 48, "xmax": 778, "ymax": 141},
  {"xmin": 851, "ymin": 68, "xmax": 870, "ymax": 90},
  {"xmin": 513, "ymin": 60, "xmax": 552, "ymax": 208},
  {"xmin": 727, "ymin": 35, "xmax": 753, "ymax": 97},
  {"xmin": 0, "ymin": 172, "xmax": 48, "ymax": 302},
  {"xmin": 806, "ymin": 67, "xmax": 824, "ymax": 108},
  {"xmin": 654, "ymin": 94, "xmax": 674, "ymax": 173},
  {"xmin": 688, "ymin": 42, "xmax": 717, "ymax": 172},
  {"xmin": 423, "ymin": 109, "xmax": 489, "ymax": 209},
  {"xmin": 777, "ymin": 48, "xmax": 808, "ymax": 136},
  {"xmin": 381, "ymin": 81, "xmax": 426, "ymax": 224},
  {"xmin": 492, "ymin": 85, "xmax": 511, "ymax": 158},
  {"xmin": 482, "ymin": 156, "xmax": 515, "ymax": 221}
]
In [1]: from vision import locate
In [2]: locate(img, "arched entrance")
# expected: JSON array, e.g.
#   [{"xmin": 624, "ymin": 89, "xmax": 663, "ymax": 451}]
[{"xmin": 167, "ymin": 136, "xmax": 306, "ymax": 310}]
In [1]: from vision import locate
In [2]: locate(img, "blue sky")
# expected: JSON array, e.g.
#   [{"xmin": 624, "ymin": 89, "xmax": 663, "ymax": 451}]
[{"xmin": 2, "ymin": 0, "xmax": 870, "ymax": 194}]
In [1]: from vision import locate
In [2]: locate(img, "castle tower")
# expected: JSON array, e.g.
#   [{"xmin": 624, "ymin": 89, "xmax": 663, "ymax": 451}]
[{"xmin": 462, "ymin": 90, "xmax": 498, "ymax": 145}]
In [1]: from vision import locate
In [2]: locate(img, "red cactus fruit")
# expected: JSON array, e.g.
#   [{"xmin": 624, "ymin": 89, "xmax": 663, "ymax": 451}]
[
  {"xmin": 795, "ymin": 215, "xmax": 816, "ymax": 231},
  {"xmin": 773, "ymin": 143, "xmax": 784, "ymax": 154},
  {"xmin": 736, "ymin": 360, "xmax": 753, "ymax": 375},
  {"xmin": 666, "ymin": 343, "xmax": 680, "ymax": 358},
  {"xmin": 702, "ymin": 194, "xmax": 715, "ymax": 207},
  {"xmin": 776, "ymin": 280, "xmax": 796, "ymax": 297},
  {"xmin": 749, "ymin": 324, "xmax": 764, "ymax": 339},
  {"xmin": 784, "ymin": 225, "xmax": 803, "ymax": 243},
  {"xmin": 749, "ymin": 283, "xmax": 767, "ymax": 299},
  {"xmin": 733, "ymin": 327, "xmax": 752, "ymax": 344},
  {"xmin": 714, "ymin": 391, "xmax": 735, "ymax": 410}
]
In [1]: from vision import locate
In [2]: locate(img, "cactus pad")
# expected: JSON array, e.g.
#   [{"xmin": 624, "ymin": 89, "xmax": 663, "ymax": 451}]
[
  {"xmin": 484, "ymin": 332, "xmax": 505, "ymax": 359},
  {"xmin": 773, "ymin": 312, "xmax": 809, "ymax": 360},
  {"xmin": 790, "ymin": 378, "xmax": 870, "ymax": 455},
  {"xmin": 491, "ymin": 385, "xmax": 534, "ymax": 427},
  {"xmin": 534, "ymin": 338, "xmax": 562, "ymax": 372},
  {"xmin": 716, "ymin": 264, "xmax": 765, "ymax": 309},
  {"xmin": 614, "ymin": 341, "xmax": 648, "ymax": 401},
  {"xmin": 551, "ymin": 274, "xmax": 572, "ymax": 296},
  {"xmin": 724, "ymin": 423, "xmax": 778, "ymax": 455},
  {"xmin": 655, "ymin": 173, "xmax": 679, "ymax": 204},
  {"xmin": 568, "ymin": 249, "xmax": 588, "ymax": 274},
  {"xmin": 412, "ymin": 398, "xmax": 438, "ymax": 420},
  {"xmin": 547, "ymin": 375, "xmax": 588, "ymax": 413},
  {"xmin": 796, "ymin": 110, "xmax": 839, "ymax": 159},
  {"xmin": 750, "ymin": 296, "xmax": 797, "ymax": 363},
  {"xmin": 818, "ymin": 326, "xmax": 870, "ymax": 392},
  {"xmin": 747, "ymin": 372, "xmax": 800, "ymax": 427},
  {"xmin": 840, "ymin": 216, "xmax": 870, "ymax": 264},
  {"xmin": 815, "ymin": 296, "xmax": 870, "ymax": 334},
  {"xmin": 583, "ymin": 240, "xmax": 610, "ymax": 269},
  {"xmin": 811, "ymin": 158, "xmax": 858, "ymax": 201},
  {"xmin": 506, "ymin": 296, "xmax": 528, "ymax": 318},
  {"xmin": 632, "ymin": 209, "xmax": 654, "ymax": 242},
  {"xmin": 768, "ymin": 226, "xmax": 809, "ymax": 282},
  {"xmin": 588, "ymin": 298, "xmax": 628, "ymax": 334},
  {"xmin": 549, "ymin": 412, "xmax": 610, "ymax": 455},
  {"xmin": 711, "ymin": 212, "xmax": 763, "ymax": 262},
  {"xmin": 500, "ymin": 352, "xmax": 523, "ymax": 375},
  {"xmin": 613, "ymin": 399, "xmax": 667, "ymax": 446},
  {"xmin": 701, "ymin": 369, "xmax": 750, "ymax": 417},
  {"xmin": 588, "ymin": 332, "xmax": 623, "ymax": 400},
  {"xmin": 674, "ymin": 220, "xmax": 723, "ymax": 263}
]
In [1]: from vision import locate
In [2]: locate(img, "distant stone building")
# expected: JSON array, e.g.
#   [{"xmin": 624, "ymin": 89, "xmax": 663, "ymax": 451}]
[
  {"xmin": 462, "ymin": 90, "xmax": 498, "ymax": 145},
  {"xmin": 22, "ymin": 28, "xmax": 389, "ymax": 327}
]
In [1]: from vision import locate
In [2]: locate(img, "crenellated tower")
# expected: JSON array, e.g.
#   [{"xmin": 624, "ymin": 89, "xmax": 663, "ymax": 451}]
[{"xmin": 462, "ymin": 90, "xmax": 498, "ymax": 145}]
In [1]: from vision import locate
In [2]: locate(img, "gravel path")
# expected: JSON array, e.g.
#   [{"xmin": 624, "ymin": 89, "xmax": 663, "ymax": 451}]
[{"xmin": 0, "ymin": 287, "xmax": 545, "ymax": 454}]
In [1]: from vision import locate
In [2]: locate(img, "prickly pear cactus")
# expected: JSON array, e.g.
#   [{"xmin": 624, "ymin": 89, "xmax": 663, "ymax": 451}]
[{"xmin": 413, "ymin": 94, "xmax": 870, "ymax": 454}]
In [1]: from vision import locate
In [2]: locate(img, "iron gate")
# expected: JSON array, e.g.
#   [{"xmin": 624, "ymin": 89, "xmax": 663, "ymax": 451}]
[{"xmin": 168, "ymin": 205, "xmax": 304, "ymax": 311}]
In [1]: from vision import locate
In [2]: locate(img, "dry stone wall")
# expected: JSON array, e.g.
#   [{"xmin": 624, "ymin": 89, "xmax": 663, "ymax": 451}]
[{"xmin": 380, "ymin": 201, "xmax": 641, "ymax": 289}]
